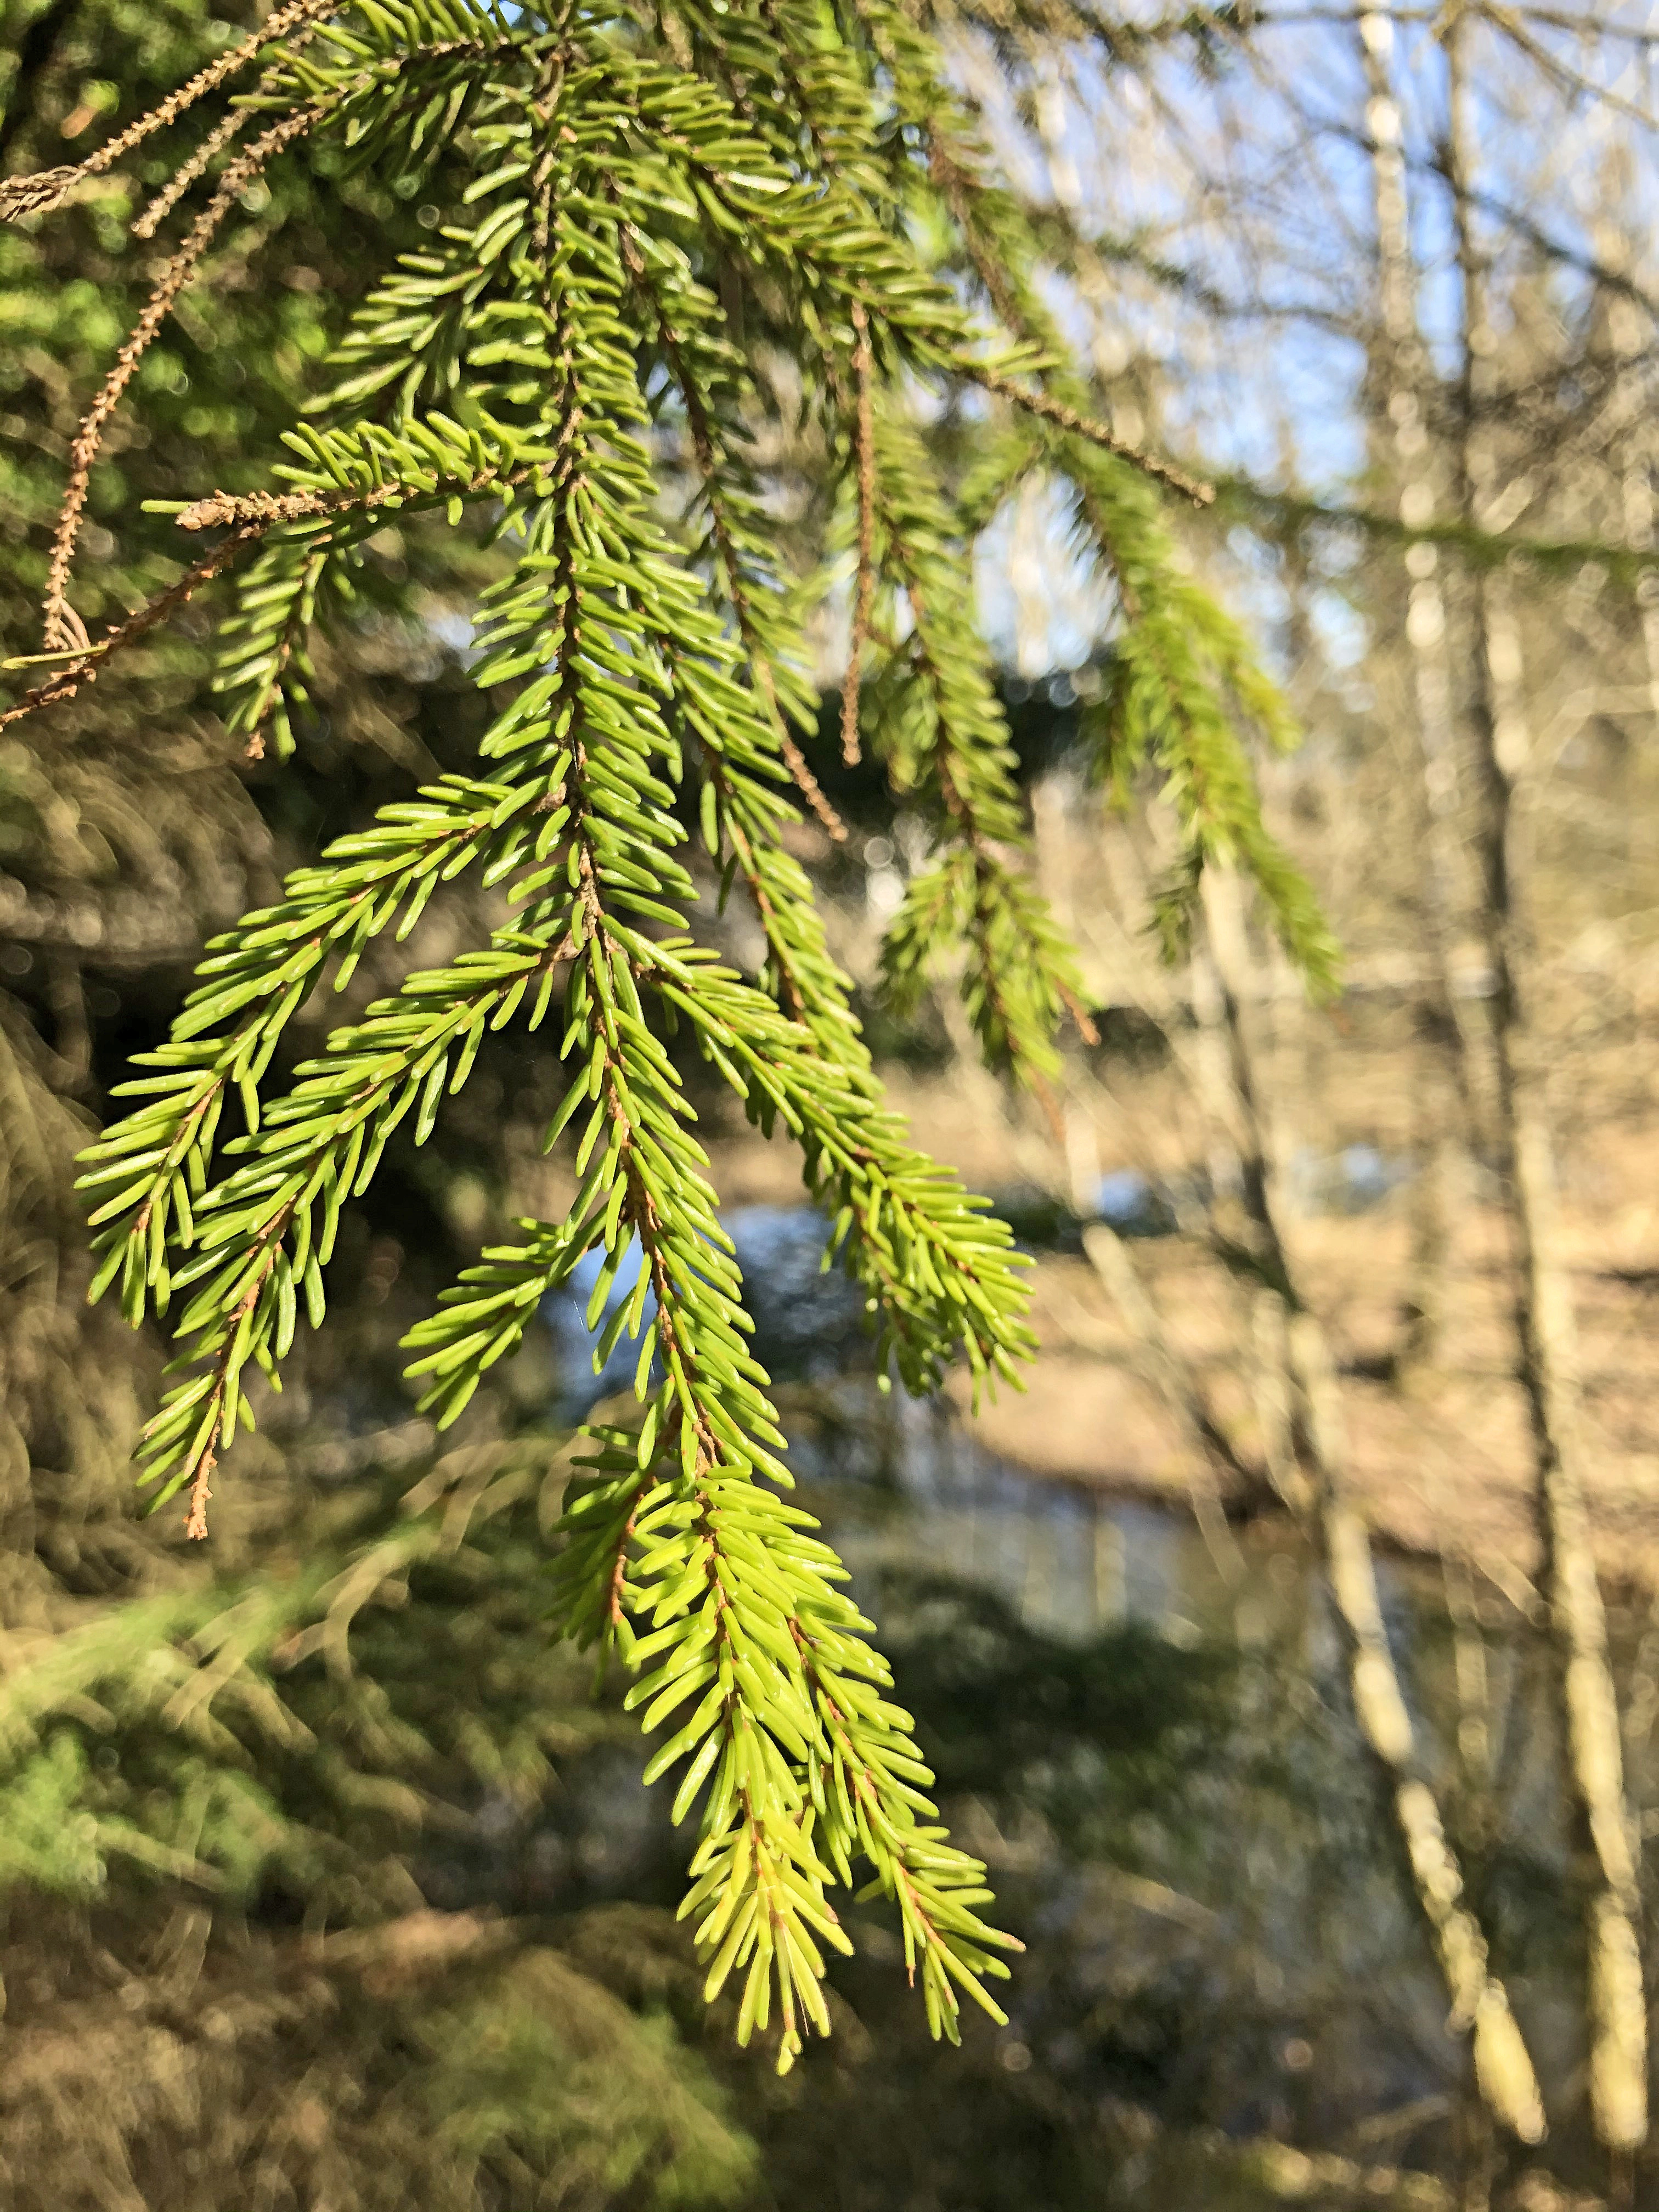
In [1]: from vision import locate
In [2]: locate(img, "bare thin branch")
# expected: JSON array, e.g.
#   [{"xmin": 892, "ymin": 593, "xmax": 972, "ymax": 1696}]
[
  {"xmin": 962, "ymin": 360, "xmax": 1216, "ymax": 505},
  {"xmin": 0, "ymin": 0, "xmax": 340, "ymax": 225},
  {"xmin": 1, "ymin": 528, "xmax": 263, "ymax": 731},
  {"xmin": 42, "ymin": 106, "xmax": 321, "ymax": 651},
  {"xmin": 841, "ymin": 303, "xmax": 877, "ymax": 768},
  {"xmin": 132, "ymin": 107, "xmax": 250, "ymax": 241}
]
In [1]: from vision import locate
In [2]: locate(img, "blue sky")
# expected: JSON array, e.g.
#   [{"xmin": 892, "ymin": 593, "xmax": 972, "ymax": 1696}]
[{"xmin": 958, "ymin": 1, "xmax": 1659, "ymax": 680}]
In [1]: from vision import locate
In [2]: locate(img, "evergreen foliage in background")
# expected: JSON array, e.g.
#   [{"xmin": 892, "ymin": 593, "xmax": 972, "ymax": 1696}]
[{"xmin": 0, "ymin": 0, "xmax": 1325, "ymax": 2108}]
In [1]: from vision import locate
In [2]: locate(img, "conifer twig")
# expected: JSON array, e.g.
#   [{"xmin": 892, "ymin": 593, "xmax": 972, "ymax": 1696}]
[
  {"xmin": 3, "ymin": 463, "xmax": 521, "ymax": 737},
  {"xmin": 132, "ymin": 107, "xmax": 251, "ymax": 241},
  {"xmin": 617, "ymin": 218, "xmax": 849, "ymax": 841},
  {"xmin": 133, "ymin": 11, "xmax": 336, "ymax": 244},
  {"xmin": 924, "ymin": 137, "xmax": 1030, "ymax": 340},
  {"xmin": 0, "ymin": 529, "xmax": 265, "ymax": 731}
]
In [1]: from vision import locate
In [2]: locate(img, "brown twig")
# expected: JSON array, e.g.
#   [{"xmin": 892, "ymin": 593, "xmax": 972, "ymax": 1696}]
[
  {"xmin": 132, "ymin": 106, "xmax": 250, "ymax": 240},
  {"xmin": 0, "ymin": 0, "xmax": 340, "ymax": 225},
  {"xmin": 616, "ymin": 217, "xmax": 848, "ymax": 841},
  {"xmin": 42, "ymin": 105, "xmax": 322, "ymax": 650},
  {"xmin": 0, "ymin": 165, "xmax": 80, "ymax": 222},
  {"xmin": 134, "ymin": 5, "xmax": 336, "ymax": 244},
  {"xmin": 926, "ymin": 137, "xmax": 1033, "ymax": 343},
  {"xmin": 840, "ymin": 303, "xmax": 876, "ymax": 769},
  {"xmin": 6, "ymin": 455, "xmax": 526, "ymax": 737},
  {"xmin": 917, "ymin": 129, "xmax": 1213, "ymax": 507},
  {"xmin": 1, "ymin": 526, "xmax": 264, "ymax": 731},
  {"xmin": 775, "ymin": 729, "xmax": 845, "ymax": 840},
  {"xmin": 1057, "ymin": 977, "xmax": 1101, "ymax": 1047},
  {"xmin": 176, "ymin": 485, "xmax": 345, "ymax": 532},
  {"xmin": 184, "ymin": 1449, "xmax": 217, "ymax": 1543}
]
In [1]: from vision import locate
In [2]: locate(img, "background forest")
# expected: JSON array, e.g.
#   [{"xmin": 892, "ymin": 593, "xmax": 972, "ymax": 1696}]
[{"xmin": 3, "ymin": 1, "xmax": 1659, "ymax": 2208}]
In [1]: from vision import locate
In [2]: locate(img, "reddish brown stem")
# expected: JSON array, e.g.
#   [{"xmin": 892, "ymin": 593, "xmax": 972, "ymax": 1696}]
[
  {"xmin": 0, "ymin": 0, "xmax": 339, "ymax": 225},
  {"xmin": 840, "ymin": 303, "xmax": 876, "ymax": 768},
  {"xmin": 43, "ymin": 105, "xmax": 321, "ymax": 649}
]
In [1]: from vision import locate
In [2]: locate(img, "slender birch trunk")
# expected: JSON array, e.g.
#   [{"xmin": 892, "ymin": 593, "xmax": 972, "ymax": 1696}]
[
  {"xmin": 1444, "ymin": 24, "xmax": 1647, "ymax": 2160},
  {"xmin": 1078, "ymin": 817, "xmax": 1544, "ymax": 2136},
  {"xmin": 1195, "ymin": 868, "xmax": 1544, "ymax": 2145},
  {"xmin": 1626, "ymin": 437, "xmax": 1659, "ymax": 723},
  {"xmin": 1358, "ymin": 9, "xmax": 1485, "ymax": 1369},
  {"xmin": 1595, "ymin": 224, "xmax": 1659, "ymax": 722}
]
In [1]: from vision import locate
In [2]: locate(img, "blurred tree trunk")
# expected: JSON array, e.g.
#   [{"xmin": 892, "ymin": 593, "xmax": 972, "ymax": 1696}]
[
  {"xmin": 1358, "ymin": 8, "xmax": 1480, "ymax": 1373},
  {"xmin": 1444, "ymin": 22, "xmax": 1649, "ymax": 2165},
  {"xmin": 1198, "ymin": 871, "xmax": 1544, "ymax": 2144},
  {"xmin": 1048, "ymin": 820, "xmax": 1543, "ymax": 2140},
  {"xmin": 1184, "ymin": 866, "xmax": 1546, "ymax": 2147},
  {"xmin": 1599, "ymin": 221, "xmax": 1659, "ymax": 726}
]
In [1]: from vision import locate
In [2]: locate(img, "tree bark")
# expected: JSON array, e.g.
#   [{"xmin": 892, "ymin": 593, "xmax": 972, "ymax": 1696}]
[
  {"xmin": 1079, "ymin": 1218, "xmax": 1252, "ymax": 1573},
  {"xmin": 1443, "ymin": 22, "xmax": 1647, "ymax": 2159},
  {"xmin": 1197, "ymin": 868, "xmax": 1545, "ymax": 2145},
  {"xmin": 1358, "ymin": 8, "xmax": 1486, "ymax": 1370}
]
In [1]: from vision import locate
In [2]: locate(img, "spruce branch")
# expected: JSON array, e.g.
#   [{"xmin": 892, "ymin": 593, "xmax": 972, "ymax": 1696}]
[
  {"xmin": 862, "ymin": 403, "xmax": 1093, "ymax": 1087},
  {"xmin": 617, "ymin": 217, "xmax": 849, "ymax": 840},
  {"xmin": 1, "ymin": 438, "xmax": 528, "ymax": 746},
  {"xmin": 405, "ymin": 417, "xmax": 1022, "ymax": 2058},
  {"xmin": 38, "ymin": 22, "xmax": 523, "ymax": 653},
  {"xmin": 134, "ymin": 915, "xmax": 575, "ymax": 1529},
  {"xmin": 25, "ymin": 0, "xmax": 1342, "ymax": 2065},
  {"xmin": 961, "ymin": 360, "xmax": 1215, "ymax": 507},
  {"xmin": 78, "ymin": 764, "xmax": 563, "ymax": 1333}
]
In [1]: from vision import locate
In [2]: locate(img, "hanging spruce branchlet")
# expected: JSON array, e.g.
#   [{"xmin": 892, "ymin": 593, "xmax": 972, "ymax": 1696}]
[{"xmin": 2, "ymin": 0, "xmax": 1324, "ymax": 2070}]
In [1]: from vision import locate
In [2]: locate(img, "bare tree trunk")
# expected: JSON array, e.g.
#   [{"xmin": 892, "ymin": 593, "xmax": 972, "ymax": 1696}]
[
  {"xmin": 1625, "ymin": 437, "xmax": 1659, "ymax": 724},
  {"xmin": 1031, "ymin": 771, "xmax": 1109, "ymax": 1220},
  {"xmin": 1077, "ymin": 809, "xmax": 1545, "ymax": 2136},
  {"xmin": 1197, "ymin": 868, "xmax": 1545, "ymax": 2145},
  {"xmin": 1358, "ymin": 8, "xmax": 1485, "ymax": 1370},
  {"xmin": 1062, "ymin": 830, "xmax": 1543, "ymax": 2135},
  {"xmin": 1442, "ymin": 1548, "xmax": 1494, "ymax": 1805},
  {"xmin": 1079, "ymin": 1218, "xmax": 1253, "ymax": 1574},
  {"xmin": 1594, "ymin": 218, "xmax": 1659, "ymax": 725},
  {"xmin": 1444, "ymin": 25, "xmax": 1647, "ymax": 2160},
  {"xmin": 1399, "ymin": 1017, "xmax": 1462, "ymax": 1376}
]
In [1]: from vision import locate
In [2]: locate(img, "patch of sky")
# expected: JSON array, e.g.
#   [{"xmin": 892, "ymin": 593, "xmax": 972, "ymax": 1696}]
[
  {"xmin": 427, "ymin": 608, "xmax": 478, "ymax": 664},
  {"xmin": 974, "ymin": 472, "xmax": 1115, "ymax": 680}
]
